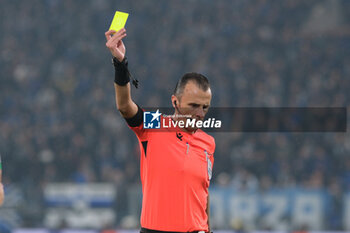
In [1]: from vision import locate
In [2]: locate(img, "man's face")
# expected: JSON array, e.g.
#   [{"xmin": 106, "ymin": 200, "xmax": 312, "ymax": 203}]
[{"xmin": 172, "ymin": 81, "xmax": 212, "ymax": 122}]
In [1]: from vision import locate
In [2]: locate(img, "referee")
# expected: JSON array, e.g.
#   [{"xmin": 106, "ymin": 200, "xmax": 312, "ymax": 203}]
[{"xmin": 105, "ymin": 29, "xmax": 215, "ymax": 233}]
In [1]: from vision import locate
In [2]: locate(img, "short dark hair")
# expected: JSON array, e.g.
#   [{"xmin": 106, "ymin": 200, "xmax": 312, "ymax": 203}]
[{"xmin": 173, "ymin": 72, "xmax": 210, "ymax": 97}]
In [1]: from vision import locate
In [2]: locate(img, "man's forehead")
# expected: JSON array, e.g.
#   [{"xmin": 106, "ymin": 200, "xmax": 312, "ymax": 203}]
[
  {"xmin": 183, "ymin": 81, "xmax": 211, "ymax": 95},
  {"xmin": 181, "ymin": 81, "xmax": 212, "ymax": 103}
]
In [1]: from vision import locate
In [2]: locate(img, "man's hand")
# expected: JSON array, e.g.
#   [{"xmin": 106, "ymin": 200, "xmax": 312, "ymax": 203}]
[{"xmin": 105, "ymin": 28, "xmax": 127, "ymax": 62}]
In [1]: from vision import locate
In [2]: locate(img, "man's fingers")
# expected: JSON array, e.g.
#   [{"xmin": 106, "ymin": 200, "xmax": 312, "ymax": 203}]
[
  {"xmin": 105, "ymin": 28, "xmax": 126, "ymax": 41},
  {"xmin": 114, "ymin": 32, "xmax": 127, "ymax": 43},
  {"xmin": 105, "ymin": 28, "xmax": 125, "ymax": 41},
  {"xmin": 116, "ymin": 28, "xmax": 126, "ymax": 35},
  {"xmin": 106, "ymin": 33, "xmax": 126, "ymax": 47},
  {"xmin": 106, "ymin": 32, "xmax": 127, "ymax": 47},
  {"xmin": 106, "ymin": 33, "xmax": 126, "ymax": 49},
  {"xmin": 105, "ymin": 30, "xmax": 116, "ymax": 41},
  {"xmin": 112, "ymin": 28, "xmax": 126, "ymax": 41}
]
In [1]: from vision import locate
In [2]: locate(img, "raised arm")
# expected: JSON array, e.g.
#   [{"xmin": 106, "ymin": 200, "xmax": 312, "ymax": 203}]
[{"xmin": 105, "ymin": 29, "xmax": 138, "ymax": 118}]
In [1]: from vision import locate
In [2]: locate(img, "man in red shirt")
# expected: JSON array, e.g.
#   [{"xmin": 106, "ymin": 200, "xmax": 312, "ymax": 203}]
[{"xmin": 105, "ymin": 28, "xmax": 215, "ymax": 233}]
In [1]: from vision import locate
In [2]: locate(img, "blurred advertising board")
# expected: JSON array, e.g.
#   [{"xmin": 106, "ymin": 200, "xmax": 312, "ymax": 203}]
[
  {"xmin": 44, "ymin": 183, "xmax": 116, "ymax": 207},
  {"xmin": 43, "ymin": 183, "xmax": 116, "ymax": 228},
  {"xmin": 209, "ymin": 187, "xmax": 349, "ymax": 230},
  {"xmin": 40, "ymin": 183, "xmax": 350, "ymax": 230}
]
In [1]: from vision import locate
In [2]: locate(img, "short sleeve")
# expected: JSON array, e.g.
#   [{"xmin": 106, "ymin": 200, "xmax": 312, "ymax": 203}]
[
  {"xmin": 209, "ymin": 135, "xmax": 215, "ymax": 168},
  {"xmin": 124, "ymin": 104, "xmax": 148, "ymax": 140}
]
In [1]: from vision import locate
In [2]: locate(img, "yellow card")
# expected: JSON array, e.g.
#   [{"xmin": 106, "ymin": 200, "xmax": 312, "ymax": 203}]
[{"xmin": 109, "ymin": 11, "xmax": 129, "ymax": 32}]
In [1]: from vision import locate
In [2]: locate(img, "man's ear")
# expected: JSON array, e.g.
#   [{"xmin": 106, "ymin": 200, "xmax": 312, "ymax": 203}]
[{"xmin": 171, "ymin": 95, "xmax": 178, "ymax": 108}]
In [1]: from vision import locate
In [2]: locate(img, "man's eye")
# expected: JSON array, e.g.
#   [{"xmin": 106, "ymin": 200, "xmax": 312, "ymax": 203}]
[{"xmin": 190, "ymin": 104, "xmax": 200, "ymax": 108}]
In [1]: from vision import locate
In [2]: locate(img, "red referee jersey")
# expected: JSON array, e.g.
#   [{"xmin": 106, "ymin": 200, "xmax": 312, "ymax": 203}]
[{"xmin": 127, "ymin": 111, "xmax": 215, "ymax": 232}]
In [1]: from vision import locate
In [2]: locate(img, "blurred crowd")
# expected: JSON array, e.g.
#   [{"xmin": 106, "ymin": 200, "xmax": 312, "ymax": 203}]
[{"xmin": 0, "ymin": 0, "xmax": 349, "ymax": 230}]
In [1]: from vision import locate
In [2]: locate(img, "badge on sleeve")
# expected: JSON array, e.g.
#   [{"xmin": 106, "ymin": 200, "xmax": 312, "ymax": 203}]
[{"xmin": 205, "ymin": 151, "xmax": 212, "ymax": 180}]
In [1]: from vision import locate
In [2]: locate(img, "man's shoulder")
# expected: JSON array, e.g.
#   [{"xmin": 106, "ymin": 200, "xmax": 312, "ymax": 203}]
[
  {"xmin": 196, "ymin": 129, "xmax": 215, "ymax": 146},
  {"xmin": 196, "ymin": 129, "xmax": 216, "ymax": 155}
]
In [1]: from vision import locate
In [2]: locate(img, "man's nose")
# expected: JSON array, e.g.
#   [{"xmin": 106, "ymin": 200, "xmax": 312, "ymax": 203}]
[{"xmin": 195, "ymin": 107, "xmax": 205, "ymax": 119}]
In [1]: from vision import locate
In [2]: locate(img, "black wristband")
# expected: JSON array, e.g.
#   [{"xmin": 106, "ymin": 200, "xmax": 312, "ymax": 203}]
[{"xmin": 113, "ymin": 56, "xmax": 130, "ymax": 86}]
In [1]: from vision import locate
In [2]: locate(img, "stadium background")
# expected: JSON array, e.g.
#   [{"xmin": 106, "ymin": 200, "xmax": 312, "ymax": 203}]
[{"xmin": 0, "ymin": 0, "xmax": 350, "ymax": 231}]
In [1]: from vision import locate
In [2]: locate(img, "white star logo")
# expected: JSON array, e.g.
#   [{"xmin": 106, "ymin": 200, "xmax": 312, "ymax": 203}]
[{"xmin": 150, "ymin": 109, "xmax": 162, "ymax": 122}]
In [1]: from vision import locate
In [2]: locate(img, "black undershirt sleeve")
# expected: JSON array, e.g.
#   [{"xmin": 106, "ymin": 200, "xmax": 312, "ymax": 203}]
[{"xmin": 124, "ymin": 104, "xmax": 144, "ymax": 127}]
